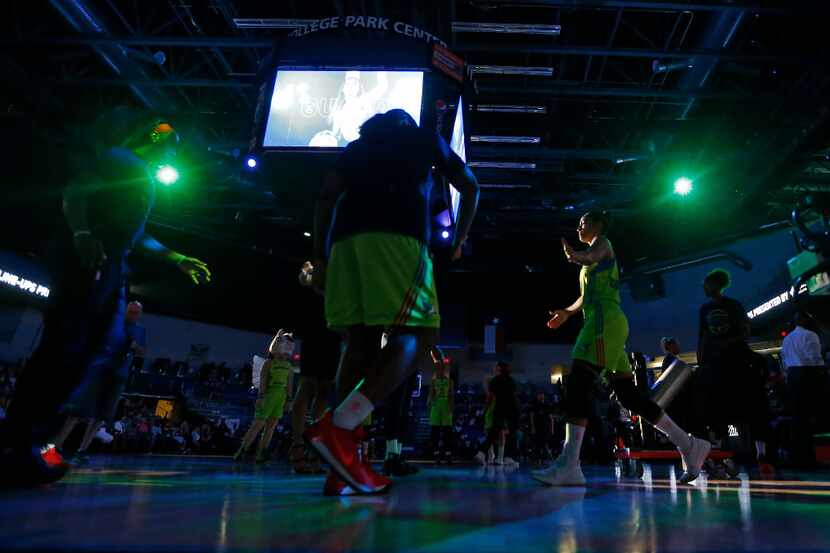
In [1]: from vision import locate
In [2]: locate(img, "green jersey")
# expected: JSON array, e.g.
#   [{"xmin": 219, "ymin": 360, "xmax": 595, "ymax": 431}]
[
  {"xmin": 432, "ymin": 376, "xmax": 451, "ymax": 400},
  {"xmin": 579, "ymin": 240, "xmax": 621, "ymax": 312},
  {"xmin": 265, "ymin": 359, "xmax": 292, "ymax": 391}
]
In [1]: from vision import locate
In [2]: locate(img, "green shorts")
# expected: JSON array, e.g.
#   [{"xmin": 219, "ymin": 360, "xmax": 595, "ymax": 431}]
[
  {"xmin": 255, "ymin": 389, "xmax": 287, "ymax": 420},
  {"xmin": 572, "ymin": 304, "xmax": 631, "ymax": 377},
  {"xmin": 325, "ymin": 232, "xmax": 441, "ymax": 329},
  {"xmin": 429, "ymin": 400, "xmax": 453, "ymax": 426},
  {"xmin": 484, "ymin": 401, "xmax": 495, "ymax": 430}
]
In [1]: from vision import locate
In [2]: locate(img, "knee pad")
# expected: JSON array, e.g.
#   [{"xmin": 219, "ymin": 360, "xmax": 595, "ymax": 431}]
[
  {"xmin": 611, "ymin": 378, "xmax": 662, "ymax": 424},
  {"xmin": 563, "ymin": 360, "xmax": 600, "ymax": 420}
]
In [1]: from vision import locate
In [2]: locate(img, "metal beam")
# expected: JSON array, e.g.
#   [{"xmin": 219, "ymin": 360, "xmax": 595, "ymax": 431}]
[
  {"xmin": 470, "ymin": 144, "xmax": 644, "ymax": 160},
  {"xmin": 465, "ymin": 1, "xmax": 785, "ymax": 13},
  {"xmin": 48, "ymin": 1, "xmax": 173, "ymax": 110},
  {"xmin": 44, "ymin": 77, "xmax": 256, "ymax": 88},
  {"xmin": 3, "ymin": 36, "xmax": 813, "ymax": 65},
  {"xmin": 1, "ymin": 35, "xmax": 275, "ymax": 48},
  {"xmin": 475, "ymin": 83, "xmax": 752, "ymax": 100},
  {"xmin": 457, "ymin": 42, "xmax": 811, "ymax": 64}
]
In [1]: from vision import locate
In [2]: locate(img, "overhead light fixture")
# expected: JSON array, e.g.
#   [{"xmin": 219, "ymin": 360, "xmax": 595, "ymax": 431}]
[
  {"xmin": 156, "ymin": 165, "xmax": 179, "ymax": 186},
  {"xmin": 475, "ymin": 104, "xmax": 547, "ymax": 114},
  {"xmin": 479, "ymin": 184, "xmax": 533, "ymax": 189},
  {"xmin": 615, "ymin": 157, "xmax": 641, "ymax": 164},
  {"xmin": 303, "ymin": 231, "xmax": 312, "ymax": 238},
  {"xmin": 469, "ymin": 161, "xmax": 536, "ymax": 170},
  {"xmin": 452, "ymin": 22, "xmax": 561, "ymax": 35},
  {"xmin": 471, "ymin": 135, "xmax": 541, "ymax": 144},
  {"xmin": 673, "ymin": 177, "xmax": 693, "ymax": 196},
  {"xmin": 471, "ymin": 65, "xmax": 553, "ymax": 77},
  {"xmin": 232, "ymin": 18, "xmax": 316, "ymax": 29},
  {"xmin": 652, "ymin": 59, "xmax": 695, "ymax": 74}
]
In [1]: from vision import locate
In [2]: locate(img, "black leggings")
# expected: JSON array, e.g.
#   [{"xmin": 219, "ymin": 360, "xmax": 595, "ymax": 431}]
[
  {"xmin": 563, "ymin": 360, "xmax": 663, "ymax": 424},
  {"xmin": 430, "ymin": 426, "xmax": 453, "ymax": 454},
  {"xmin": 479, "ymin": 408, "xmax": 519, "ymax": 458}
]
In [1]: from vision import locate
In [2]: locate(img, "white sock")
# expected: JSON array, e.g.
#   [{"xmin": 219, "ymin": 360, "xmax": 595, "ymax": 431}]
[
  {"xmin": 755, "ymin": 440, "xmax": 766, "ymax": 459},
  {"xmin": 561, "ymin": 423, "xmax": 586, "ymax": 468},
  {"xmin": 487, "ymin": 445, "xmax": 494, "ymax": 459},
  {"xmin": 497, "ymin": 443, "xmax": 505, "ymax": 463},
  {"xmin": 395, "ymin": 442, "xmax": 403, "ymax": 455},
  {"xmin": 332, "ymin": 390, "xmax": 374, "ymax": 431},
  {"xmin": 654, "ymin": 414, "xmax": 692, "ymax": 453},
  {"xmin": 386, "ymin": 440, "xmax": 397, "ymax": 459}
]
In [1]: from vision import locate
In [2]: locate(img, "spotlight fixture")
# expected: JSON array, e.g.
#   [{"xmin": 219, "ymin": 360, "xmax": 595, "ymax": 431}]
[
  {"xmin": 673, "ymin": 177, "xmax": 693, "ymax": 196},
  {"xmin": 156, "ymin": 165, "xmax": 179, "ymax": 186}
]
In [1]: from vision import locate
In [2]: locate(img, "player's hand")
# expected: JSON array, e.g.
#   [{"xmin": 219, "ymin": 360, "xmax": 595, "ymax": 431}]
[
  {"xmin": 561, "ymin": 238, "xmax": 575, "ymax": 260},
  {"xmin": 299, "ymin": 261, "xmax": 315, "ymax": 287},
  {"xmin": 73, "ymin": 233, "xmax": 107, "ymax": 272},
  {"xmin": 178, "ymin": 256, "xmax": 211, "ymax": 285},
  {"xmin": 547, "ymin": 309, "xmax": 570, "ymax": 330},
  {"xmin": 451, "ymin": 237, "xmax": 466, "ymax": 261}
]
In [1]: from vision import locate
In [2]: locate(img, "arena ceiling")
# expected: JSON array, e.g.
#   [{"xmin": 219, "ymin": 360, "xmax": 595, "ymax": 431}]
[{"xmin": 1, "ymin": 1, "xmax": 829, "ymax": 334}]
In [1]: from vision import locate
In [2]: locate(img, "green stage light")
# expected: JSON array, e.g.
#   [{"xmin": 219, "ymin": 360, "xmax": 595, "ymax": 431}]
[
  {"xmin": 156, "ymin": 165, "xmax": 179, "ymax": 186},
  {"xmin": 673, "ymin": 177, "xmax": 693, "ymax": 196}
]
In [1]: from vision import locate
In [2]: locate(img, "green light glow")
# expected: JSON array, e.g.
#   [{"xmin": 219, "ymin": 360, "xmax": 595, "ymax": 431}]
[
  {"xmin": 673, "ymin": 177, "xmax": 693, "ymax": 196},
  {"xmin": 156, "ymin": 165, "xmax": 179, "ymax": 186}
]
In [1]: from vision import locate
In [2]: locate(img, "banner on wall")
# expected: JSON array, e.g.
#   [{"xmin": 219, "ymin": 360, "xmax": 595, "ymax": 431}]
[
  {"xmin": 432, "ymin": 43, "xmax": 464, "ymax": 83},
  {"xmin": 188, "ymin": 343, "xmax": 210, "ymax": 364},
  {"xmin": 252, "ymin": 354, "xmax": 266, "ymax": 390},
  {"xmin": 288, "ymin": 16, "xmax": 448, "ymax": 48}
]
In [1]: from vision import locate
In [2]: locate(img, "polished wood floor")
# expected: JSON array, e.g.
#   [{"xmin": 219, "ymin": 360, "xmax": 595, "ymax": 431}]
[{"xmin": 2, "ymin": 455, "xmax": 830, "ymax": 552}]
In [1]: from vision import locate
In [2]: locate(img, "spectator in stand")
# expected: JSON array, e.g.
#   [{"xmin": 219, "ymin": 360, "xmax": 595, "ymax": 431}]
[
  {"xmin": 125, "ymin": 302, "xmax": 147, "ymax": 372},
  {"xmin": 660, "ymin": 337, "xmax": 681, "ymax": 370},
  {"xmin": 150, "ymin": 419, "xmax": 162, "ymax": 452},
  {"xmin": 529, "ymin": 392, "xmax": 555, "ymax": 463},
  {"xmin": 781, "ymin": 311, "xmax": 827, "ymax": 468}
]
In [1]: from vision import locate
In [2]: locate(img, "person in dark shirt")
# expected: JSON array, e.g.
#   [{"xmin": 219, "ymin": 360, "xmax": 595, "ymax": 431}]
[
  {"xmin": 660, "ymin": 337, "xmax": 681, "ymax": 371},
  {"xmin": 52, "ymin": 300, "xmax": 147, "ymax": 464},
  {"xmin": 695, "ymin": 268, "xmax": 769, "ymax": 464},
  {"xmin": 303, "ymin": 109, "xmax": 479, "ymax": 495},
  {"xmin": 288, "ymin": 263, "xmax": 340, "ymax": 474},
  {"xmin": 1, "ymin": 115, "xmax": 210, "ymax": 486},
  {"xmin": 698, "ymin": 269, "xmax": 750, "ymax": 366},
  {"xmin": 475, "ymin": 361, "xmax": 520, "ymax": 467}
]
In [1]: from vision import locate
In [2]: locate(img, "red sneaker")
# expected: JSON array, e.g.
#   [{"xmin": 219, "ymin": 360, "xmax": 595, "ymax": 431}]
[
  {"xmin": 323, "ymin": 471, "xmax": 355, "ymax": 496},
  {"xmin": 304, "ymin": 411, "xmax": 390, "ymax": 494},
  {"xmin": 41, "ymin": 445, "xmax": 68, "ymax": 469}
]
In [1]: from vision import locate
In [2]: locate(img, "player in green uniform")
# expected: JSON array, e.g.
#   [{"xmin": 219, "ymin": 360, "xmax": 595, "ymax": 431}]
[
  {"xmin": 303, "ymin": 110, "xmax": 479, "ymax": 495},
  {"xmin": 428, "ymin": 350, "xmax": 454, "ymax": 464},
  {"xmin": 533, "ymin": 211, "xmax": 710, "ymax": 486},
  {"xmin": 234, "ymin": 330, "xmax": 295, "ymax": 463}
]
